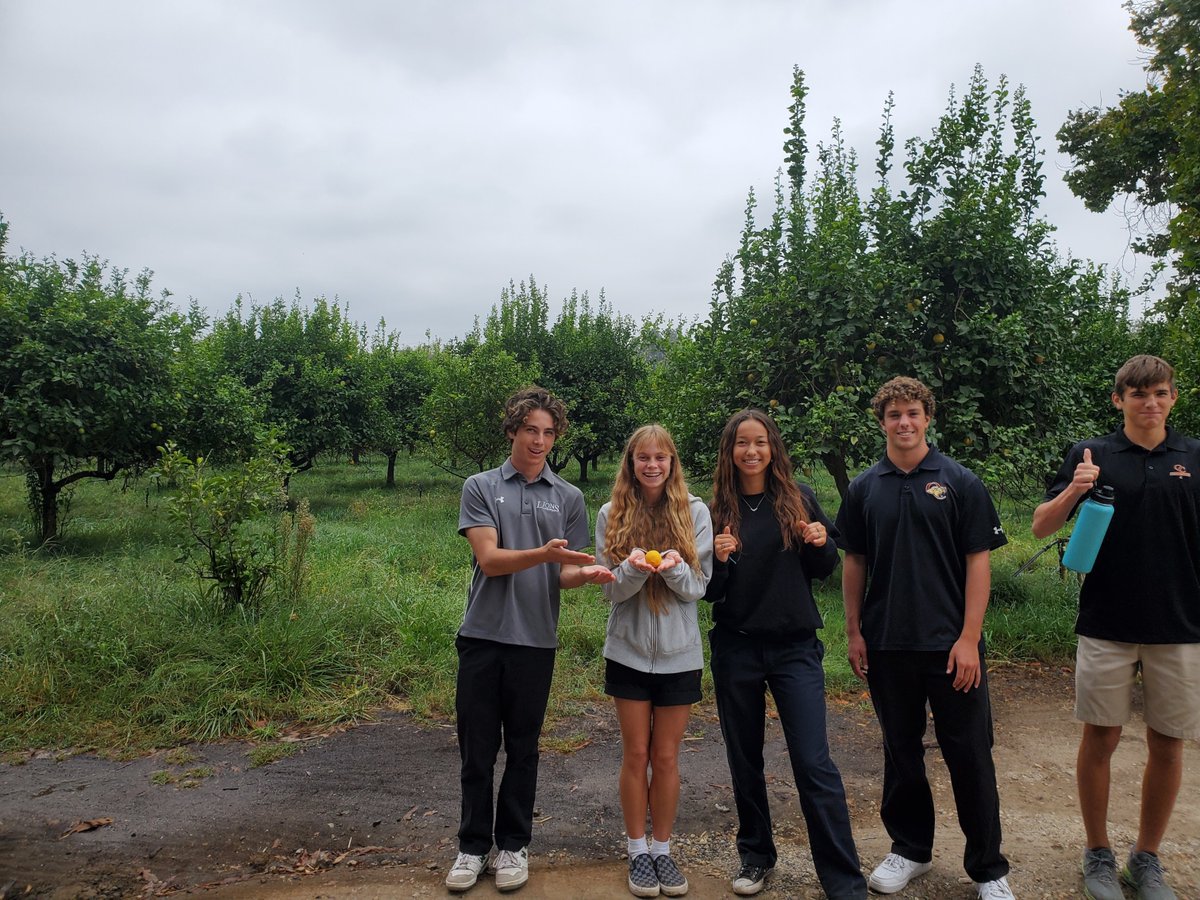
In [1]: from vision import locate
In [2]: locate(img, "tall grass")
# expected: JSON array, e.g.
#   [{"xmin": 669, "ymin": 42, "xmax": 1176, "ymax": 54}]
[{"xmin": 0, "ymin": 456, "xmax": 1079, "ymax": 752}]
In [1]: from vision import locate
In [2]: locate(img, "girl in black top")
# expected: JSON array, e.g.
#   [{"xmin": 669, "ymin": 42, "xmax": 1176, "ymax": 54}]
[{"xmin": 704, "ymin": 409, "xmax": 866, "ymax": 899}]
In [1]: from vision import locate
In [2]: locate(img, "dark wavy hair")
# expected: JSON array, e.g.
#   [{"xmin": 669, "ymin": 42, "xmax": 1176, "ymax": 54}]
[
  {"xmin": 502, "ymin": 385, "xmax": 568, "ymax": 438},
  {"xmin": 709, "ymin": 409, "xmax": 810, "ymax": 550}
]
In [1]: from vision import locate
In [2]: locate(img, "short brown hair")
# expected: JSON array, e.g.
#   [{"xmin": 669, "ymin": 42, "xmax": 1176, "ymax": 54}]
[
  {"xmin": 1114, "ymin": 354, "xmax": 1175, "ymax": 396},
  {"xmin": 871, "ymin": 376, "xmax": 936, "ymax": 421},
  {"xmin": 502, "ymin": 385, "xmax": 568, "ymax": 438}
]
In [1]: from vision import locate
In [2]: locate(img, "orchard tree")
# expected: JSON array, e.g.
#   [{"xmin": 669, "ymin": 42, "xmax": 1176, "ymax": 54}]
[
  {"xmin": 370, "ymin": 327, "xmax": 435, "ymax": 487},
  {"xmin": 1058, "ymin": 0, "xmax": 1200, "ymax": 295},
  {"xmin": 421, "ymin": 342, "xmax": 539, "ymax": 476},
  {"xmin": 170, "ymin": 300, "xmax": 264, "ymax": 461},
  {"xmin": 673, "ymin": 67, "xmax": 1131, "ymax": 498},
  {"xmin": 206, "ymin": 295, "xmax": 381, "ymax": 473},
  {"xmin": 0, "ymin": 236, "xmax": 177, "ymax": 544},
  {"xmin": 1058, "ymin": 0, "xmax": 1200, "ymax": 426},
  {"xmin": 483, "ymin": 279, "xmax": 650, "ymax": 481}
]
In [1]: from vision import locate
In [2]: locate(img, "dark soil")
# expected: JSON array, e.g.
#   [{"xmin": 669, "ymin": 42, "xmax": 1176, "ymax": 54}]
[{"xmin": 1, "ymin": 664, "xmax": 1197, "ymax": 899}]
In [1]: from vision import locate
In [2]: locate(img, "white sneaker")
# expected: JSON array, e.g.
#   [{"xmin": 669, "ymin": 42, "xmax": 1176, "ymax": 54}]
[
  {"xmin": 976, "ymin": 876, "xmax": 1015, "ymax": 899},
  {"xmin": 492, "ymin": 846, "xmax": 529, "ymax": 892},
  {"xmin": 868, "ymin": 853, "xmax": 933, "ymax": 893},
  {"xmin": 446, "ymin": 851, "xmax": 490, "ymax": 892}
]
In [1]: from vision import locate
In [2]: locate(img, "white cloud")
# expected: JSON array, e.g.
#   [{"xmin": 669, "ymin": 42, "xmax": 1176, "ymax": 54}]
[{"xmin": 0, "ymin": 0, "xmax": 1152, "ymax": 340}]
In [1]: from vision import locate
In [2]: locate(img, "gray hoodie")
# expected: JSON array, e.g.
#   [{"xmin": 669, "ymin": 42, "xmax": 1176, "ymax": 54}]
[{"xmin": 595, "ymin": 495, "xmax": 713, "ymax": 674}]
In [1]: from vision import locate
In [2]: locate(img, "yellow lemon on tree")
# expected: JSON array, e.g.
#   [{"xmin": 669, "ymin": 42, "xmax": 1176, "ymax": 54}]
[
  {"xmin": 933, "ymin": 333, "xmax": 945, "ymax": 344},
  {"xmin": 644, "ymin": 550, "xmax": 663, "ymax": 567}
]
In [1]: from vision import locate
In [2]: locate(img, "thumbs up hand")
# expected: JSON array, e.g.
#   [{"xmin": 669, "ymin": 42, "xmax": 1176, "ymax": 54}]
[
  {"xmin": 1072, "ymin": 447, "xmax": 1101, "ymax": 495},
  {"xmin": 714, "ymin": 525, "xmax": 739, "ymax": 563}
]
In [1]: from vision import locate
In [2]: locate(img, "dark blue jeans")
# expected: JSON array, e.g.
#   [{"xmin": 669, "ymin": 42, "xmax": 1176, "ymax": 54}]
[
  {"xmin": 710, "ymin": 626, "xmax": 867, "ymax": 899},
  {"xmin": 455, "ymin": 635, "xmax": 556, "ymax": 855},
  {"xmin": 866, "ymin": 649, "xmax": 1008, "ymax": 884}
]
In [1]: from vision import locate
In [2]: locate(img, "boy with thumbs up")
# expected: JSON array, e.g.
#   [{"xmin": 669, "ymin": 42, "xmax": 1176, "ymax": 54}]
[{"xmin": 1034, "ymin": 355, "xmax": 1200, "ymax": 900}]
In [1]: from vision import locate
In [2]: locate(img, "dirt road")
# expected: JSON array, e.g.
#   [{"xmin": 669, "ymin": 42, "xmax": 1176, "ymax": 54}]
[{"xmin": 2, "ymin": 664, "xmax": 1197, "ymax": 899}]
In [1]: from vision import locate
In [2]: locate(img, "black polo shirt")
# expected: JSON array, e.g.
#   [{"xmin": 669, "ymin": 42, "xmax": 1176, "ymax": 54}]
[
  {"xmin": 1044, "ymin": 427, "xmax": 1200, "ymax": 644},
  {"xmin": 836, "ymin": 445, "xmax": 1008, "ymax": 652}
]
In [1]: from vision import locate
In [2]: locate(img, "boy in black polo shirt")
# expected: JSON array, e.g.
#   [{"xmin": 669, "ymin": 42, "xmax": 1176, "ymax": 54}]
[
  {"xmin": 445, "ymin": 386, "xmax": 615, "ymax": 893},
  {"xmin": 1033, "ymin": 355, "xmax": 1199, "ymax": 900},
  {"xmin": 836, "ymin": 377, "xmax": 1013, "ymax": 899}
]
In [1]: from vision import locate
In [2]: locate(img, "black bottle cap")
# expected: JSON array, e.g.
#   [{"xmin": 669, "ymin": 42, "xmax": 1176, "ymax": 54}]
[{"xmin": 1091, "ymin": 484, "xmax": 1115, "ymax": 504}]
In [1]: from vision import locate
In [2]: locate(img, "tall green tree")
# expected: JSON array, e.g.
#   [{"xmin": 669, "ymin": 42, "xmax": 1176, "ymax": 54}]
[
  {"xmin": 370, "ymin": 327, "xmax": 435, "ymax": 487},
  {"xmin": 1058, "ymin": 0, "xmax": 1200, "ymax": 296},
  {"xmin": 206, "ymin": 296, "xmax": 381, "ymax": 473},
  {"xmin": 483, "ymin": 279, "xmax": 649, "ymax": 481},
  {"xmin": 0, "ymin": 235, "xmax": 178, "ymax": 543},
  {"xmin": 421, "ymin": 343, "xmax": 538, "ymax": 476},
  {"xmin": 1058, "ymin": 0, "xmax": 1200, "ymax": 425},
  {"xmin": 666, "ymin": 67, "xmax": 1131, "ymax": 498}
]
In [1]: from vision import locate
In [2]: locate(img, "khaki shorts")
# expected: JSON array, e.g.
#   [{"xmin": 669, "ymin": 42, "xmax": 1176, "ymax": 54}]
[{"xmin": 1075, "ymin": 636, "xmax": 1200, "ymax": 739}]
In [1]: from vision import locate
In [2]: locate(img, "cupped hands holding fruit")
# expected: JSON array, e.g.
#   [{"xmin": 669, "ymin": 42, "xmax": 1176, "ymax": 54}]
[{"xmin": 629, "ymin": 547, "xmax": 682, "ymax": 574}]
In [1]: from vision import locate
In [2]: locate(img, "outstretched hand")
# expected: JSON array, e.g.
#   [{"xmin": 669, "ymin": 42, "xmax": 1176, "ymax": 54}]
[
  {"xmin": 542, "ymin": 538, "xmax": 595, "ymax": 566},
  {"xmin": 578, "ymin": 564, "xmax": 616, "ymax": 585}
]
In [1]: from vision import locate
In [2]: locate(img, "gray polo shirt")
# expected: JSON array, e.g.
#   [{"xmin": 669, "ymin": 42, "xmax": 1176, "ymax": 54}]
[{"xmin": 458, "ymin": 458, "xmax": 590, "ymax": 649}]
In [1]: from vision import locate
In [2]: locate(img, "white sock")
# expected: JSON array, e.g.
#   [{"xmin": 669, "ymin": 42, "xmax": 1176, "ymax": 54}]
[
  {"xmin": 650, "ymin": 838, "xmax": 671, "ymax": 859},
  {"xmin": 627, "ymin": 835, "xmax": 648, "ymax": 858}
]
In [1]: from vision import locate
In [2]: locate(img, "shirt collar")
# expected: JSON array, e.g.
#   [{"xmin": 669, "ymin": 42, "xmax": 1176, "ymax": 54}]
[
  {"xmin": 502, "ymin": 457, "xmax": 550, "ymax": 483},
  {"xmin": 876, "ymin": 443, "xmax": 944, "ymax": 476},
  {"xmin": 1111, "ymin": 427, "xmax": 1185, "ymax": 454}
]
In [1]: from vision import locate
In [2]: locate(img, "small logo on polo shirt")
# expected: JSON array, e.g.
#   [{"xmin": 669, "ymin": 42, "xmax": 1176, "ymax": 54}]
[
  {"xmin": 1170, "ymin": 464, "xmax": 1192, "ymax": 478},
  {"xmin": 495, "ymin": 496, "xmax": 505, "ymax": 503},
  {"xmin": 925, "ymin": 482, "xmax": 948, "ymax": 500},
  {"xmin": 994, "ymin": 525, "xmax": 1005, "ymax": 536},
  {"xmin": 535, "ymin": 500, "xmax": 561, "ymax": 513}
]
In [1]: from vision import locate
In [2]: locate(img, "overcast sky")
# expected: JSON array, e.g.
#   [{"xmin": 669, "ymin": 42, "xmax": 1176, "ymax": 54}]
[{"xmin": 1, "ymin": 1, "xmax": 1152, "ymax": 343}]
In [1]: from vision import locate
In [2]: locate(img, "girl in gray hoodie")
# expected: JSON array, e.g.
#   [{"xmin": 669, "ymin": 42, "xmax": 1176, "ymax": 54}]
[{"xmin": 595, "ymin": 424, "xmax": 713, "ymax": 898}]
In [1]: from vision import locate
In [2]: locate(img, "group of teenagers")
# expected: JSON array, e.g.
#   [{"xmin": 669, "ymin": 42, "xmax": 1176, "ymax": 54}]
[{"xmin": 444, "ymin": 354, "xmax": 1199, "ymax": 900}]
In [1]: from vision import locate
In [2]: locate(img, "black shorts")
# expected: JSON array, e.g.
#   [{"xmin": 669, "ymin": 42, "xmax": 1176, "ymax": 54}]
[{"xmin": 604, "ymin": 658, "xmax": 702, "ymax": 707}]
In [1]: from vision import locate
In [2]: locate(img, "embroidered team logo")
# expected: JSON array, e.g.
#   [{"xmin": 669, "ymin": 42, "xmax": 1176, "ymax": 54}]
[
  {"xmin": 925, "ymin": 482, "xmax": 948, "ymax": 500},
  {"xmin": 1170, "ymin": 464, "xmax": 1192, "ymax": 478},
  {"xmin": 535, "ymin": 500, "xmax": 561, "ymax": 513}
]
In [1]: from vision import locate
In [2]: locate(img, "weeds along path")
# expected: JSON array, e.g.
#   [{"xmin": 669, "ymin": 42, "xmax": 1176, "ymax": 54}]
[{"xmin": 1, "ymin": 664, "xmax": 1197, "ymax": 898}]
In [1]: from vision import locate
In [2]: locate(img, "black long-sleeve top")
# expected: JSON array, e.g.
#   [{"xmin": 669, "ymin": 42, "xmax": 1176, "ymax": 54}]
[{"xmin": 702, "ymin": 484, "xmax": 840, "ymax": 639}]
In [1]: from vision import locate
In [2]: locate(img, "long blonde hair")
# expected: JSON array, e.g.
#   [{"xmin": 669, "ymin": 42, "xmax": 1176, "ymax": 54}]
[{"xmin": 604, "ymin": 425, "xmax": 699, "ymax": 614}]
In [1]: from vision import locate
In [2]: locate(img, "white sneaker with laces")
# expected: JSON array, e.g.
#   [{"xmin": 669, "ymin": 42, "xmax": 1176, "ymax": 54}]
[
  {"xmin": 868, "ymin": 853, "xmax": 933, "ymax": 893},
  {"xmin": 446, "ymin": 851, "xmax": 490, "ymax": 892},
  {"xmin": 976, "ymin": 875, "xmax": 1015, "ymax": 899},
  {"xmin": 492, "ymin": 846, "xmax": 529, "ymax": 892}
]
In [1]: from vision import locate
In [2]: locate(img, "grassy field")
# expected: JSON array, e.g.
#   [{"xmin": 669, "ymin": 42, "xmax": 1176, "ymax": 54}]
[{"xmin": 0, "ymin": 455, "xmax": 1079, "ymax": 753}]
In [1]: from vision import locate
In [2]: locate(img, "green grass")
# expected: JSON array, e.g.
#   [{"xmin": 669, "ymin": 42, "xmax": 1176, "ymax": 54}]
[{"xmin": 0, "ymin": 455, "xmax": 1080, "ymax": 753}]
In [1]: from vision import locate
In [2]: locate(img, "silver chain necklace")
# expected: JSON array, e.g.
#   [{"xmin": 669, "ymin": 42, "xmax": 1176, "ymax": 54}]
[{"xmin": 741, "ymin": 493, "xmax": 766, "ymax": 513}]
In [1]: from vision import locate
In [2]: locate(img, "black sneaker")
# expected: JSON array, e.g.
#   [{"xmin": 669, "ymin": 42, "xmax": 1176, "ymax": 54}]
[
  {"xmin": 653, "ymin": 854, "xmax": 689, "ymax": 897},
  {"xmin": 628, "ymin": 852, "xmax": 660, "ymax": 898},
  {"xmin": 732, "ymin": 863, "xmax": 772, "ymax": 896}
]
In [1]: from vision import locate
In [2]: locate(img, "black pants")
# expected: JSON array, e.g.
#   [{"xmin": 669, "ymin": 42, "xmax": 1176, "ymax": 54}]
[
  {"xmin": 455, "ymin": 635, "xmax": 556, "ymax": 855},
  {"xmin": 710, "ymin": 626, "xmax": 867, "ymax": 899},
  {"xmin": 866, "ymin": 649, "xmax": 1008, "ymax": 884}
]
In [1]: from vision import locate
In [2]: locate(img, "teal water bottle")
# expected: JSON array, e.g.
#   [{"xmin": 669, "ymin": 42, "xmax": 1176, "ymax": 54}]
[{"xmin": 1062, "ymin": 485, "xmax": 1115, "ymax": 574}]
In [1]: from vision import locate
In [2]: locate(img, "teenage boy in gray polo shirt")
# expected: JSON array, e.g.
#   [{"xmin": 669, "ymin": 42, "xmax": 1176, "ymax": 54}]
[
  {"xmin": 1034, "ymin": 355, "xmax": 1200, "ymax": 900},
  {"xmin": 445, "ymin": 386, "xmax": 615, "ymax": 894}
]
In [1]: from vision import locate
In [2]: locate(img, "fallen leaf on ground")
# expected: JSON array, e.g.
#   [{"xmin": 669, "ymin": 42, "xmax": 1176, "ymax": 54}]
[{"xmin": 59, "ymin": 818, "xmax": 113, "ymax": 839}]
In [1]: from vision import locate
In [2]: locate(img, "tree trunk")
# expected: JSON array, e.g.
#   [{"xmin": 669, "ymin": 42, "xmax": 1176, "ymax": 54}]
[
  {"xmin": 385, "ymin": 451, "xmax": 397, "ymax": 487},
  {"xmin": 576, "ymin": 456, "xmax": 590, "ymax": 482},
  {"xmin": 821, "ymin": 451, "xmax": 851, "ymax": 501},
  {"xmin": 33, "ymin": 457, "xmax": 58, "ymax": 546}
]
